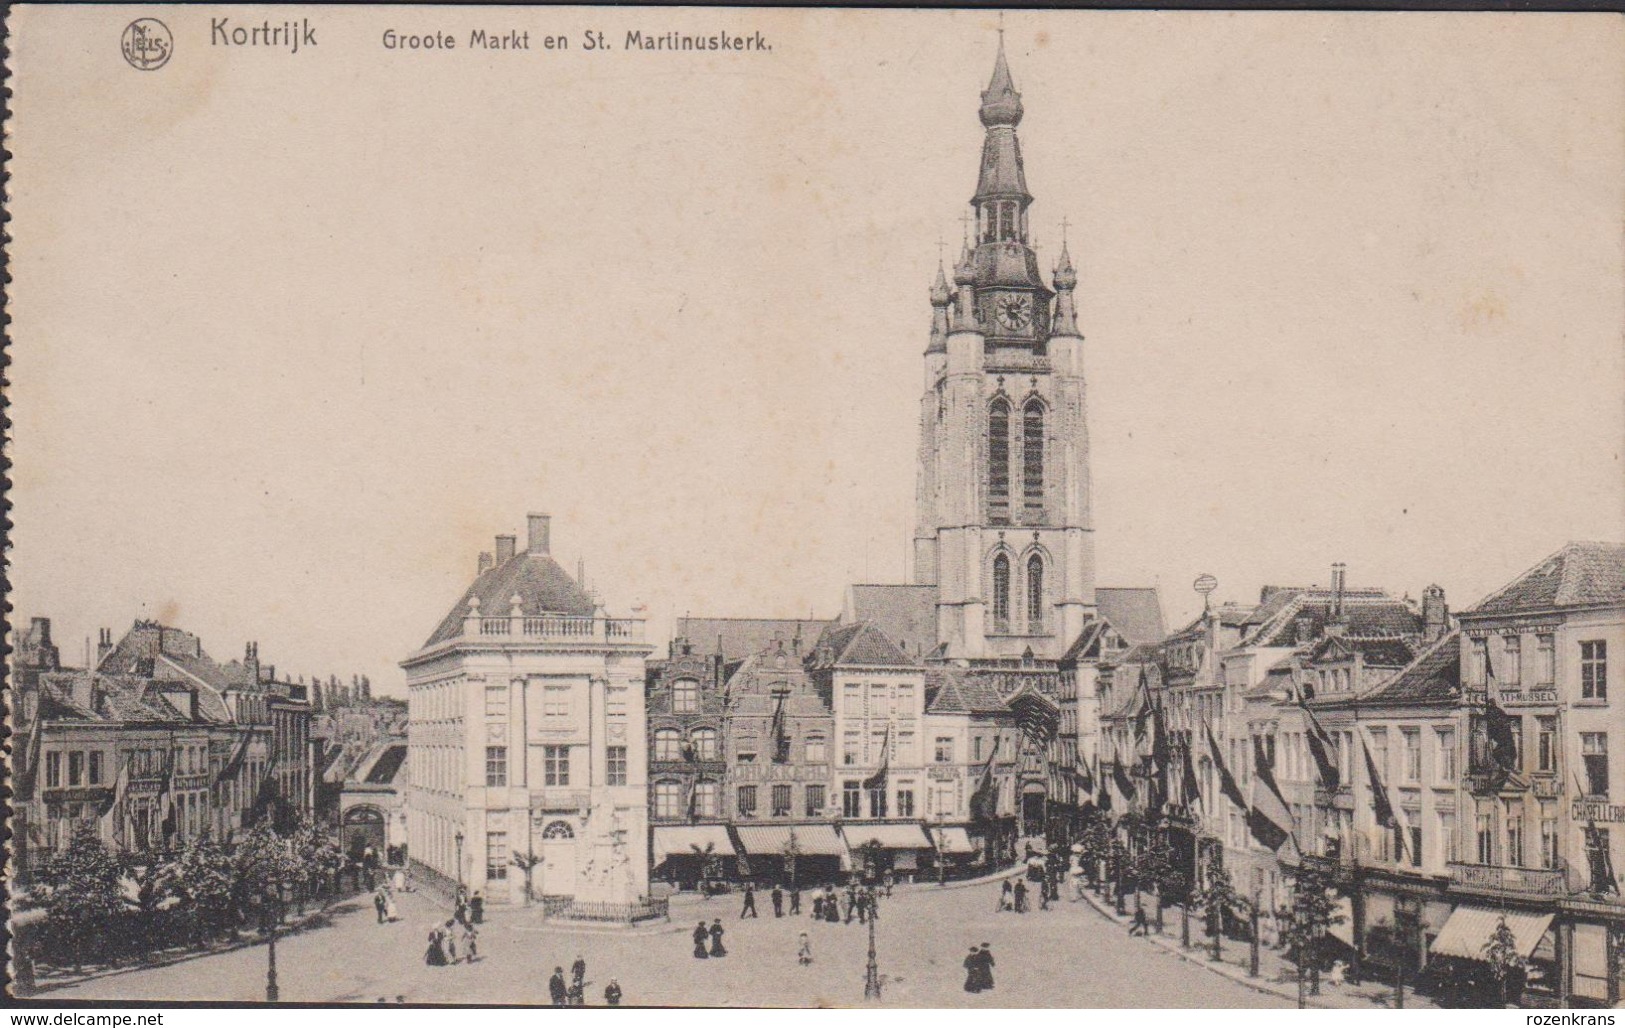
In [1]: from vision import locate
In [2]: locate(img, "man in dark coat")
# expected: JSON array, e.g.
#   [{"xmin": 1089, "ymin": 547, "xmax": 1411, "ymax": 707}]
[
  {"xmin": 741, "ymin": 883, "xmax": 758, "ymax": 918},
  {"xmin": 978, "ymin": 944, "xmax": 996, "ymax": 991},
  {"xmin": 789, "ymin": 884, "xmax": 801, "ymax": 915},
  {"xmin": 548, "ymin": 967, "xmax": 568, "ymax": 1006},
  {"xmin": 571, "ymin": 955, "xmax": 587, "ymax": 993},
  {"xmin": 771, "ymin": 883, "xmax": 784, "ymax": 917},
  {"xmin": 1013, "ymin": 879, "xmax": 1028, "ymax": 913}
]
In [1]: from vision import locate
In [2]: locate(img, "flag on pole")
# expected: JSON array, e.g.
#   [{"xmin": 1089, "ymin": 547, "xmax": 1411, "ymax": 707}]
[
  {"xmin": 1181, "ymin": 746, "xmax": 1203, "ymax": 813},
  {"xmin": 1205, "ymin": 723, "xmax": 1247, "ymax": 813},
  {"xmin": 1132, "ymin": 665, "xmax": 1154, "ymax": 749},
  {"xmin": 16, "ymin": 721, "xmax": 44, "ymax": 800},
  {"xmin": 1110, "ymin": 739, "xmax": 1138, "ymax": 806},
  {"xmin": 1583, "ymin": 821, "xmax": 1620, "ymax": 895},
  {"xmin": 98, "ymin": 755, "xmax": 133, "ymax": 845}
]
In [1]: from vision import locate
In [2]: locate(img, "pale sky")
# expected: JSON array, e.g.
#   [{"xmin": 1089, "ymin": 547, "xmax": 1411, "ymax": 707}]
[{"xmin": 8, "ymin": 8, "xmax": 1623, "ymax": 695}]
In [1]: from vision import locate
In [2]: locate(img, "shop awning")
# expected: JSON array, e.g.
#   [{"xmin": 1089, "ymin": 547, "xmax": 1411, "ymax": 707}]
[
  {"xmin": 1328, "ymin": 896, "xmax": 1354, "ymax": 946},
  {"xmin": 936, "ymin": 827, "xmax": 975, "ymax": 854},
  {"xmin": 652, "ymin": 825, "xmax": 736, "ymax": 866},
  {"xmin": 734, "ymin": 824, "xmax": 847, "ymax": 857},
  {"xmin": 1430, "ymin": 905, "xmax": 1554, "ymax": 961},
  {"xmin": 841, "ymin": 823, "xmax": 933, "ymax": 850}
]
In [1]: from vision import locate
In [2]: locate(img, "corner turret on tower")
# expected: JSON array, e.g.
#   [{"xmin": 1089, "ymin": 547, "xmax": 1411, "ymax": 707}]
[
  {"xmin": 1051, "ymin": 235, "xmax": 1080, "ymax": 338},
  {"xmin": 928, "ymin": 261, "xmax": 952, "ymax": 354}
]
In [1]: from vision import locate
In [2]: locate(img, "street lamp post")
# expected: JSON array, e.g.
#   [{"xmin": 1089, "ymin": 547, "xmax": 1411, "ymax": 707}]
[
  {"xmin": 1248, "ymin": 893, "xmax": 1261, "ymax": 978},
  {"xmin": 935, "ymin": 812, "xmax": 948, "ymax": 887},
  {"xmin": 454, "ymin": 829, "xmax": 464, "ymax": 889},
  {"xmin": 264, "ymin": 887, "xmax": 282, "ymax": 1002},
  {"xmin": 863, "ymin": 901, "xmax": 882, "ymax": 1000}
]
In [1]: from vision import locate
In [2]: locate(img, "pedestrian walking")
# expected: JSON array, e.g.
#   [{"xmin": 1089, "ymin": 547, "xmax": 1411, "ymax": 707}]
[
  {"xmin": 856, "ymin": 890, "xmax": 868, "ymax": 924},
  {"xmin": 470, "ymin": 890, "xmax": 484, "ymax": 924},
  {"xmin": 964, "ymin": 946, "xmax": 984, "ymax": 993},
  {"xmin": 797, "ymin": 931, "xmax": 813, "ymax": 966},
  {"xmin": 693, "ymin": 921, "xmax": 711, "ymax": 959},
  {"xmin": 1039, "ymin": 879, "xmax": 1052, "ymax": 911},
  {"xmin": 1128, "ymin": 907, "xmax": 1149, "ymax": 936},
  {"xmin": 604, "ymin": 980, "xmax": 623, "ymax": 1006},
  {"xmin": 741, "ymin": 883, "xmax": 758, "ymax": 919},
  {"xmin": 384, "ymin": 889, "xmax": 400, "ymax": 922},
  {"xmin": 844, "ymin": 887, "xmax": 857, "ymax": 924},
  {"xmin": 812, "ymin": 893, "xmax": 824, "ymax": 921},
  {"xmin": 460, "ymin": 923, "xmax": 479, "ymax": 963},
  {"xmin": 442, "ymin": 919, "xmax": 459, "ymax": 962},
  {"xmin": 567, "ymin": 980, "xmax": 585, "ymax": 1007},
  {"xmin": 424, "ymin": 925, "xmax": 448, "ymax": 966},
  {"xmin": 978, "ymin": 943, "xmax": 996, "ymax": 991},
  {"xmin": 998, "ymin": 879, "xmax": 1014, "ymax": 912},
  {"xmin": 374, "ymin": 888, "xmax": 388, "ymax": 924},
  {"xmin": 824, "ymin": 887, "xmax": 840, "ymax": 923},
  {"xmin": 392, "ymin": 868, "xmax": 409, "ymax": 893},
  {"xmin": 771, "ymin": 883, "xmax": 784, "ymax": 917},
  {"xmin": 789, "ymin": 884, "xmax": 802, "ymax": 915},
  {"xmin": 1013, "ymin": 879, "xmax": 1028, "ymax": 913},
  {"xmin": 709, "ymin": 918, "xmax": 727, "ymax": 958},
  {"xmin": 571, "ymin": 955, "xmax": 587, "ymax": 993},
  {"xmin": 454, "ymin": 894, "xmax": 468, "ymax": 927},
  {"xmin": 549, "ymin": 967, "xmax": 568, "ymax": 1006}
]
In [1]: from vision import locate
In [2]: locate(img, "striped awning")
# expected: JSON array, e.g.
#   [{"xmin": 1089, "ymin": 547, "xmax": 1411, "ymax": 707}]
[
  {"xmin": 841, "ymin": 823, "xmax": 933, "ymax": 850},
  {"xmin": 936, "ymin": 827, "xmax": 976, "ymax": 854},
  {"xmin": 651, "ymin": 825, "xmax": 735, "ymax": 866},
  {"xmin": 734, "ymin": 823, "xmax": 846, "ymax": 857},
  {"xmin": 1430, "ymin": 905, "xmax": 1553, "ymax": 960}
]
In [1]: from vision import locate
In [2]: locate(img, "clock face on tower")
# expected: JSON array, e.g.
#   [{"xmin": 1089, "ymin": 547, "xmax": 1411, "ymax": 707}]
[{"xmin": 996, "ymin": 294, "xmax": 1032, "ymax": 332}]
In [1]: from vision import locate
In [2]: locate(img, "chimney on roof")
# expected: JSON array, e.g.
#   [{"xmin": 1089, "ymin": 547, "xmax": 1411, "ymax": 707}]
[
  {"xmin": 478, "ymin": 551, "xmax": 494, "ymax": 576},
  {"xmin": 528, "ymin": 513, "xmax": 551, "ymax": 555},
  {"xmin": 495, "ymin": 534, "xmax": 517, "ymax": 565},
  {"xmin": 1423, "ymin": 584, "xmax": 1448, "ymax": 643},
  {"xmin": 1331, "ymin": 563, "xmax": 1347, "ymax": 618}
]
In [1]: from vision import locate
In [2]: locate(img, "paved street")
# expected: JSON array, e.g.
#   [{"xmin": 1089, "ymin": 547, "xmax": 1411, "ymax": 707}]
[{"xmin": 43, "ymin": 878, "xmax": 1290, "ymax": 1007}]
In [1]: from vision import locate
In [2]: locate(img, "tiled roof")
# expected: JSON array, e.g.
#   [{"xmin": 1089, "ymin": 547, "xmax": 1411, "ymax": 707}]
[
  {"xmin": 1468, "ymin": 542, "xmax": 1625, "ymax": 616},
  {"xmin": 1306, "ymin": 635, "xmax": 1417, "ymax": 668},
  {"xmin": 844, "ymin": 584, "xmax": 938, "ymax": 659},
  {"xmin": 1096, "ymin": 587, "xmax": 1166, "ymax": 647},
  {"xmin": 1359, "ymin": 630, "xmax": 1462, "ymax": 705},
  {"xmin": 363, "ymin": 743, "xmax": 408, "ymax": 785},
  {"xmin": 155, "ymin": 654, "xmax": 235, "ymax": 722},
  {"xmin": 674, "ymin": 617, "xmax": 832, "ymax": 665},
  {"xmin": 808, "ymin": 621, "xmax": 918, "ymax": 670},
  {"xmin": 1242, "ymin": 591, "xmax": 1420, "ymax": 649},
  {"xmin": 424, "ymin": 550, "xmax": 596, "ymax": 647},
  {"xmin": 1058, "ymin": 618, "xmax": 1110, "ymax": 664},
  {"xmin": 923, "ymin": 667, "xmax": 1008, "ymax": 715}
]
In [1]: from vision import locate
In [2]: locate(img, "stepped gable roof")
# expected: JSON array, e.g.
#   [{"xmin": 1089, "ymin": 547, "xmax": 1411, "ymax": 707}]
[
  {"xmin": 1467, "ymin": 541, "xmax": 1625, "ymax": 616},
  {"xmin": 1096, "ymin": 587, "xmax": 1167, "ymax": 647},
  {"xmin": 424, "ymin": 549, "xmax": 596, "ymax": 648},
  {"xmin": 723, "ymin": 651, "xmax": 827, "ymax": 717},
  {"xmin": 844, "ymin": 584, "xmax": 938, "ymax": 659},
  {"xmin": 674, "ymin": 617, "xmax": 833, "ymax": 665},
  {"xmin": 1359, "ymin": 630, "xmax": 1462, "ymax": 705},
  {"xmin": 1241, "ymin": 589, "xmax": 1420, "ymax": 649},
  {"xmin": 807, "ymin": 620, "xmax": 919, "ymax": 670}
]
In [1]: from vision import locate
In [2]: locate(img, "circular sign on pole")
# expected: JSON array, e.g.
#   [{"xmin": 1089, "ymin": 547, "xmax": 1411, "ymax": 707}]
[{"xmin": 1193, "ymin": 574, "xmax": 1218, "ymax": 612}]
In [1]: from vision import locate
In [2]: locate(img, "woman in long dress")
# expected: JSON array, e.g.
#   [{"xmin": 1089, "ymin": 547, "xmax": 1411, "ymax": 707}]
[
  {"xmin": 693, "ymin": 921, "xmax": 710, "ymax": 959},
  {"xmin": 392, "ymin": 869, "xmax": 408, "ymax": 893},
  {"xmin": 384, "ymin": 890, "xmax": 400, "ymax": 922},
  {"xmin": 708, "ymin": 918, "xmax": 727, "ymax": 958},
  {"xmin": 963, "ymin": 946, "xmax": 983, "ymax": 992},
  {"xmin": 425, "ymin": 926, "xmax": 448, "ymax": 966}
]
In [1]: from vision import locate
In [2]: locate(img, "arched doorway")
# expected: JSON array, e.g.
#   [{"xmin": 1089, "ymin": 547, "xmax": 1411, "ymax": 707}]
[
  {"xmin": 1021, "ymin": 783, "xmax": 1047, "ymax": 839},
  {"xmin": 540, "ymin": 819, "xmax": 577, "ymax": 898},
  {"xmin": 343, "ymin": 805, "xmax": 386, "ymax": 861}
]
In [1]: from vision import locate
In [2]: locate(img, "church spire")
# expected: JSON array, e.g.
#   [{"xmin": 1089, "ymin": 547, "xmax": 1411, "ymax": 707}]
[
  {"xmin": 1052, "ymin": 226, "xmax": 1080, "ymax": 337},
  {"xmin": 928, "ymin": 259, "xmax": 952, "ymax": 353}
]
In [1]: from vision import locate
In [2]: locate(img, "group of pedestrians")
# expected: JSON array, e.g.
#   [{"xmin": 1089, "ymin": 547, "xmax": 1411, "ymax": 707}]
[
  {"xmin": 423, "ymin": 884, "xmax": 481, "ymax": 967},
  {"xmin": 962, "ymin": 943, "xmax": 997, "ymax": 993},
  {"xmin": 548, "ymin": 956, "xmax": 621, "ymax": 1006},
  {"xmin": 692, "ymin": 919, "xmax": 728, "ymax": 959},
  {"xmin": 371, "ymin": 884, "xmax": 401, "ymax": 924}
]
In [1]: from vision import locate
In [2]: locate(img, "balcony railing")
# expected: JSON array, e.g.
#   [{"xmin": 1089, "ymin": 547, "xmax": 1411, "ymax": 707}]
[
  {"xmin": 1449, "ymin": 861, "xmax": 1568, "ymax": 897},
  {"xmin": 462, "ymin": 613, "xmax": 645, "ymax": 644}
]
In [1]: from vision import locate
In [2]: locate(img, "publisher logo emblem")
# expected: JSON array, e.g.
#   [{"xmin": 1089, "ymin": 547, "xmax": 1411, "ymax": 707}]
[{"xmin": 122, "ymin": 18, "xmax": 172, "ymax": 71}]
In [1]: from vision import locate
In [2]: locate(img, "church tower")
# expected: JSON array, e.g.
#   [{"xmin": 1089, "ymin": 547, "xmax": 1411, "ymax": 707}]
[{"xmin": 913, "ymin": 41, "xmax": 1096, "ymax": 661}]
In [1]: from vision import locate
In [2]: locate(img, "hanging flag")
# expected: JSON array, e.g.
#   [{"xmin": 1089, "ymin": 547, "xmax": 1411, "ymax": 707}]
[
  {"xmin": 1132, "ymin": 665, "xmax": 1153, "ymax": 748},
  {"xmin": 98, "ymin": 754, "xmax": 132, "ymax": 845},
  {"xmin": 156, "ymin": 746, "xmax": 178, "ymax": 845},
  {"xmin": 16, "ymin": 720, "xmax": 44, "ymax": 801},
  {"xmin": 1582, "ymin": 822, "xmax": 1619, "ymax": 895},
  {"xmin": 1300, "ymin": 701, "xmax": 1341, "ymax": 790},
  {"xmin": 769, "ymin": 691, "xmax": 791, "ymax": 764},
  {"xmin": 1361, "ymin": 734, "xmax": 1407, "ymax": 863},
  {"xmin": 861, "ymin": 724, "xmax": 892, "ymax": 793},
  {"xmin": 1181, "ymin": 746, "xmax": 1203, "ymax": 813},
  {"xmin": 1110, "ymin": 740, "xmax": 1138, "ymax": 806},
  {"xmin": 686, "ymin": 778, "xmax": 700, "ymax": 821},
  {"xmin": 1073, "ymin": 751, "xmax": 1096, "ymax": 795},
  {"xmin": 969, "ymin": 738, "xmax": 1001, "ymax": 822},
  {"xmin": 247, "ymin": 748, "xmax": 283, "ymax": 825},
  {"xmin": 1483, "ymin": 695, "xmax": 1521, "ymax": 778},
  {"xmin": 1206, "ymin": 724, "xmax": 1247, "ymax": 813},
  {"xmin": 1246, "ymin": 737, "xmax": 1296, "ymax": 853}
]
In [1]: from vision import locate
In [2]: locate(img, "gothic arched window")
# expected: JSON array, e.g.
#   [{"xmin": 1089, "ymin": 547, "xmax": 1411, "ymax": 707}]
[
  {"xmin": 1023, "ymin": 399, "xmax": 1045, "ymax": 514},
  {"xmin": 1027, "ymin": 554, "xmax": 1045, "ymax": 630},
  {"xmin": 992, "ymin": 553, "xmax": 1011, "ymax": 632},
  {"xmin": 989, "ymin": 399, "xmax": 1011, "ymax": 522}
]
